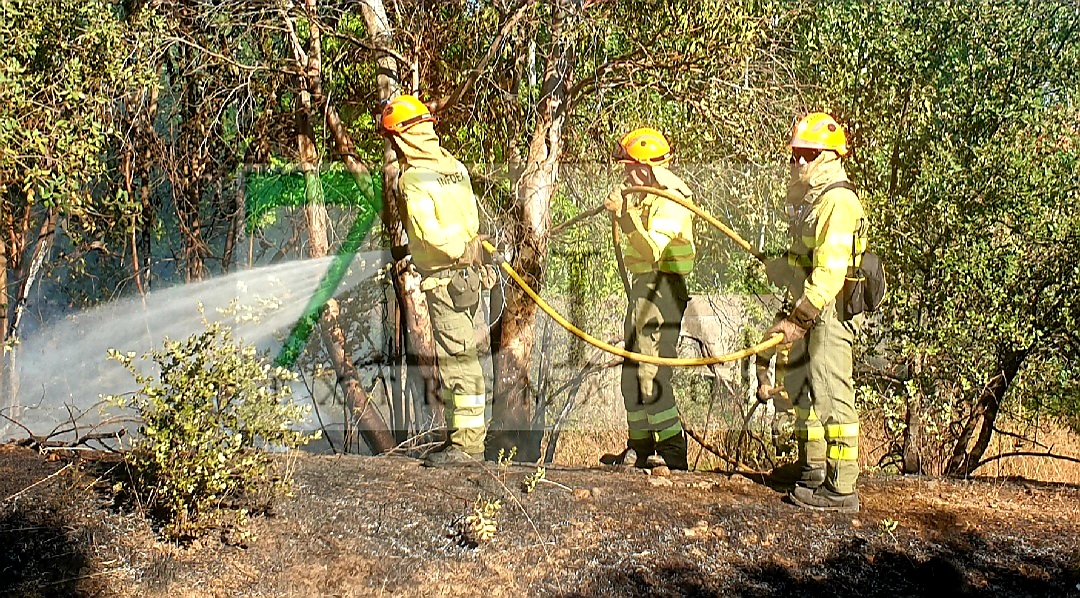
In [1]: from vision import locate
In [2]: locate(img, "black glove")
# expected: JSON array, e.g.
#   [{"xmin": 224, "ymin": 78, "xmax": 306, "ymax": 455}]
[
  {"xmin": 765, "ymin": 257, "xmax": 791, "ymax": 287},
  {"xmin": 765, "ymin": 297, "xmax": 821, "ymax": 345}
]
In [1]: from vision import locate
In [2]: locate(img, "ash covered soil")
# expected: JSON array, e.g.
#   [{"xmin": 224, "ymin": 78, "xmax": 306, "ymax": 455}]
[{"xmin": 1, "ymin": 444, "xmax": 1078, "ymax": 598}]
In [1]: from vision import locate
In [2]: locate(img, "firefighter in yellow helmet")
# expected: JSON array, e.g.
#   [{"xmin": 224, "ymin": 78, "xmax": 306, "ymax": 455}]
[
  {"xmin": 763, "ymin": 112, "xmax": 867, "ymax": 512},
  {"xmin": 600, "ymin": 127, "xmax": 696, "ymax": 470},
  {"xmin": 379, "ymin": 94, "xmax": 491, "ymax": 466}
]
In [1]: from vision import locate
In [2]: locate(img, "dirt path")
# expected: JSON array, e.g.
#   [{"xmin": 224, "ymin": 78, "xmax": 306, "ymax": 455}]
[{"xmin": 0, "ymin": 446, "xmax": 1077, "ymax": 597}]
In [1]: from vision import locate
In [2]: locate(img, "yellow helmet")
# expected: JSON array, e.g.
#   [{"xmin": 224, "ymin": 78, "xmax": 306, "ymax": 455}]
[
  {"xmin": 790, "ymin": 112, "xmax": 849, "ymax": 157},
  {"xmin": 613, "ymin": 127, "xmax": 673, "ymax": 166},
  {"xmin": 378, "ymin": 94, "xmax": 435, "ymax": 135}
]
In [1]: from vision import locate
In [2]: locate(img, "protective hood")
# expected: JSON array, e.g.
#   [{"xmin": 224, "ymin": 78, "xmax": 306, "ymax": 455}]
[
  {"xmin": 651, "ymin": 165, "xmax": 693, "ymax": 198},
  {"xmin": 787, "ymin": 150, "xmax": 847, "ymax": 204},
  {"xmin": 394, "ymin": 121, "xmax": 462, "ymax": 175}
]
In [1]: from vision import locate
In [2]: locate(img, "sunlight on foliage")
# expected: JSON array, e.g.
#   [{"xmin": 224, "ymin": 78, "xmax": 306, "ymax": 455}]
[{"xmin": 104, "ymin": 321, "xmax": 317, "ymax": 540}]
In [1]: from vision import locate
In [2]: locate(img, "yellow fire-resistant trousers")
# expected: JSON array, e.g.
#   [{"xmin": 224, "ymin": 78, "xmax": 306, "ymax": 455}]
[
  {"xmin": 784, "ymin": 300, "xmax": 862, "ymax": 494},
  {"xmin": 620, "ymin": 272, "xmax": 689, "ymax": 449},
  {"xmin": 425, "ymin": 281, "xmax": 486, "ymax": 455}
]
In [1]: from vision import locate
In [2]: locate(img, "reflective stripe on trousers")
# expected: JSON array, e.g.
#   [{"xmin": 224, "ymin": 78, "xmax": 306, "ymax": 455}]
[
  {"xmin": 784, "ymin": 300, "xmax": 862, "ymax": 493},
  {"xmin": 622, "ymin": 271, "xmax": 688, "ymax": 444},
  {"xmin": 426, "ymin": 283, "xmax": 487, "ymax": 455}
]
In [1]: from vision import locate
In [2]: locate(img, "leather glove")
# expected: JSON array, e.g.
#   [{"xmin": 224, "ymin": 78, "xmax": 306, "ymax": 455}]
[
  {"xmin": 756, "ymin": 383, "xmax": 775, "ymax": 404},
  {"xmin": 459, "ymin": 234, "xmax": 489, "ymax": 268},
  {"xmin": 765, "ymin": 257, "xmax": 792, "ymax": 287},
  {"xmin": 765, "ymin": 296, "xmax": 821, "ymax": 345},
  {"xmin": 603, "ymin": 188, "xmax": 626, "ymax": 217},
  {"xmin": 755, "ymin": 354, "xmax": 773, "ymax": 403},
  {"xmin": 479, "ymin": 264, "xmax": 498, "ymax": 290}
]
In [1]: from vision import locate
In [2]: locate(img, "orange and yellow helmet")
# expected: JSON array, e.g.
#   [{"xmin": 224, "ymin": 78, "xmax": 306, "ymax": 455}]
[
  {"xmin": 379, "ymin": 94, "xmax": 435, "ymax": 135},
  {"xmin": 790, "ymin": 112, "xmax": 849, "ymax": 157},
  {"xmin": 613, "ymin": 127, "xmax": 673, "ymax": 166}
]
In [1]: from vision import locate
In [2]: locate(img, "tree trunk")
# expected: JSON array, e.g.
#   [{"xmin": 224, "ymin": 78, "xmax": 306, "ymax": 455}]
[
  {"xmin": 901, "ymin": 357, "xmax": 923, "ymax": 474},
  {"xmin": 0, "ymin": 199, "xmax": 46, "ymax": 427},
  {"xmin": 358, "ymin": 0, "xmax": 444, "ymax": 437},
  {"xmin": 488, "ymin": 0, "xmax": 576, "ymax": 462},
  {"xmin": 945, "ymin": 348, "xmax": 1028, "ymax": 477},
  {"xmin": 292, "ymin": 0, "xmax": 394, "ymax": 454},
  {"xmin": 0, "ymin": 212, "xmax": 9, "ymax": 422},
  {"xmin": 9, "ymin": 211, "xmax": 56, "ymax": 340}
]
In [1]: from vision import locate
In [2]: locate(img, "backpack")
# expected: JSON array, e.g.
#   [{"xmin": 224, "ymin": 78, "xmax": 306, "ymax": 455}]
[{"xmin": 819, "ymin": 181, "xmax": 888, "ymax": 320}]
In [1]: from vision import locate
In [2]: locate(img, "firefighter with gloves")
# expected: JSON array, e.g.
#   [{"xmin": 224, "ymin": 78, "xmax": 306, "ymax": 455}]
[
  {"xmin": 600, "ymin": 127, "xmax": 696, "ymax": 471},
  {"xmin": 379, "ymin": 94, "xmax": 494, "ymax": 466},
  {"xmin": 764, "ymin": 112, "xmax": 869, "ymax": 512}
]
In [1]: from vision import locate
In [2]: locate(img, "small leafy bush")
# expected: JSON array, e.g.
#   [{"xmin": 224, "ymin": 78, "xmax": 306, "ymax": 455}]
[{"xmin": 106, "ymin": 321, "xmax": 316, "ymax": 540}]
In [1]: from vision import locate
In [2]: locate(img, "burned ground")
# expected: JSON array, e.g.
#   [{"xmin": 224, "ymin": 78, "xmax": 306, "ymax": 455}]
[{"xmin": 0, "ymin": 445, "xmax": 1077, "ymax": 597}]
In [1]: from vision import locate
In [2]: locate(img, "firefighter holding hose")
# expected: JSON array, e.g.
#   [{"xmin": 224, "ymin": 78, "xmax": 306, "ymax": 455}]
[
  {"xmin": 379, "ymin": 94, "xmax": 493, "ymax": 466},
  {"xmin": 600, "ymin": 127, "xmax": 696, "ymax": 471},
  {"xmin": 764, "ymin": 112, "xmax": 869, "ymax": 512}
]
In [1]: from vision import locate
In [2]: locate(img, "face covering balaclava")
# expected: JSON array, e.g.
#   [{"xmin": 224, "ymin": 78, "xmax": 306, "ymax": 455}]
[
  {"xmin": 393, "ymin": 120, "xmax": 462, "ymax": 175},
  {"xmin": 786, "ymin": 149, "xmax": 845, "ymax": 204}
]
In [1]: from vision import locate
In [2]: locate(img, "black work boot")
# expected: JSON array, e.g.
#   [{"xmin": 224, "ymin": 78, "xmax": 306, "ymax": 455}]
[
  {"xmin": 770, "ymin": 463, "xmax": 825, "ymax": 489},
  {"xmin": 600, "ymin": 438, "xmax": 654, "ymax": 467},
  {"xmin": 599, "ymin": 447, "xmax": 638, "ymax": 466},
  {"xmin": 655, "ymin": 433, "xmax": 688, "ymax": 471},
  {"xmin": 789, "ymin": 485, "xmax": 860, "ymax": 513}
]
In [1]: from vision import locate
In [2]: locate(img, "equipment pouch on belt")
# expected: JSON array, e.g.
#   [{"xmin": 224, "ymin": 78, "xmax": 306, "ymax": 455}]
[
  {"xmin": 842, "ymin": 249, "xmax": 887, "ymax": 320},
  {"xmin": 448, "ymin": 268, "xmax": 481, "ymax": 309}
]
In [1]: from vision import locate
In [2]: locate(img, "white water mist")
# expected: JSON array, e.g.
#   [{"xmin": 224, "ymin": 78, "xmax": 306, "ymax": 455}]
[{"xmin": 6, "ymin": 252, "xmax": 388, "ymax": 439}]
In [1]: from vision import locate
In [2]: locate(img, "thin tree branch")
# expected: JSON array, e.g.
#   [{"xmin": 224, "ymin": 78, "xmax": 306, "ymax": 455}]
[
  {"xmin": 162, "ymin": 36, "xmax": 302, "ymax": 76},
  {"xmin": 549, "ymin": 205, "xmax": 604, "ymax": 236},
  {"xmin": 1, "ymin": 464, "xmax": 74, "ymax": 506},
  {"xmin": 432, "ymin": 0, "xmax": 532, "ymax": 114},
  {"xmin": 970, "ymin": 451, "xmax": 1080, "ymax": 472},
  {"xmin": 321, "ymin": 26, "xmax": 412, "ymax": 76},
  {"xmin": 990, "ymin": 425, "xmax": 1050, "ymax": 450}
]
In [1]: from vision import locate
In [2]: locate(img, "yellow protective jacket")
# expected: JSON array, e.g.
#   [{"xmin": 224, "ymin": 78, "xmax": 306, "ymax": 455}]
[
  {"xmin": 398, "ymin": 160, "xmax": 479, "ymax": 274},
  {"xmin": 786, "ymin": 156, "xmax": 867, "ymax": 309},
  {"xmin": 618, "ymin": 166, "xmax": 696, "ymax": 276}
]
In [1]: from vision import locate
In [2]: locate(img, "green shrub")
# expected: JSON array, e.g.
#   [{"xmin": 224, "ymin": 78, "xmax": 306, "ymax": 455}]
[{"xmin": 105, "ymin": 321, "xmax": 316, "ymax": 540}]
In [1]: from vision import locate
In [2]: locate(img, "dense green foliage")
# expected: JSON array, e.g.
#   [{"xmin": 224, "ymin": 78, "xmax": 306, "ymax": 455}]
[
  {"xmin": 0, "ymin": 0, "xmax": 158, "ymax": 242},
  {"xmin": 786, "ymin": 0, "xmax": 1080, "ymax": 470},
  {"xmin": 2, "ymin": 0, "xmax": 1078, "ymax": 475}
]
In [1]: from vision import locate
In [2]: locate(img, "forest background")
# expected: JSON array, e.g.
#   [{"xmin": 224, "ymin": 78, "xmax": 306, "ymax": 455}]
[{"xmin": 2, "ymin": 0, "xmax": 1079, "ymax": 481}]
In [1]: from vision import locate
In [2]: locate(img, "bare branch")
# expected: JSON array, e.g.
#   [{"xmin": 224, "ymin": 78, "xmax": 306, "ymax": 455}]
[
  {"xmin": 162, "ymin": 36, "xmax": 302, "ymax": 76},
  {"xmin": 683, "ymin": 425, "xmax": 761, "ymax": 474},
  {"xmin": 970, "ymin": 451, "xmax": 1080, "ymax": 472},
  {"xmin": 990, "ymin": 425, "xmax": 1050, "ymax": 450},
  {"xmin": 432, "ymin": 0, "xmax": 532, "ymax": 114},
  {"xmin": 549, "ymin": 205, "xmax": 605, "ymax": 236},
  {"xmin": 320, "ymin": 25, "xmax": 412, "ymax": 78},
  {"xmin": 1, "ymin": 463, "xmax": 74, "ymax": 506}
]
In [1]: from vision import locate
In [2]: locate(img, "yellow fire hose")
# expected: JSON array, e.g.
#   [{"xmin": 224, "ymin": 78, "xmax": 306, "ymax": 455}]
[
  {"xmin": 482, "ymin": 240, "xmax": 783, "ymax": 365},
  {"xmin": 621, "ymin": 185, "xmax": 769, "ymax": 265}
]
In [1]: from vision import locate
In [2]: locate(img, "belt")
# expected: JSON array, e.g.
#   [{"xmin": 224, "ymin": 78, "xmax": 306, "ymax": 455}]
[{"xmin": 419, "ymin": 264, "xmax": 471, "ymax": 279}]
